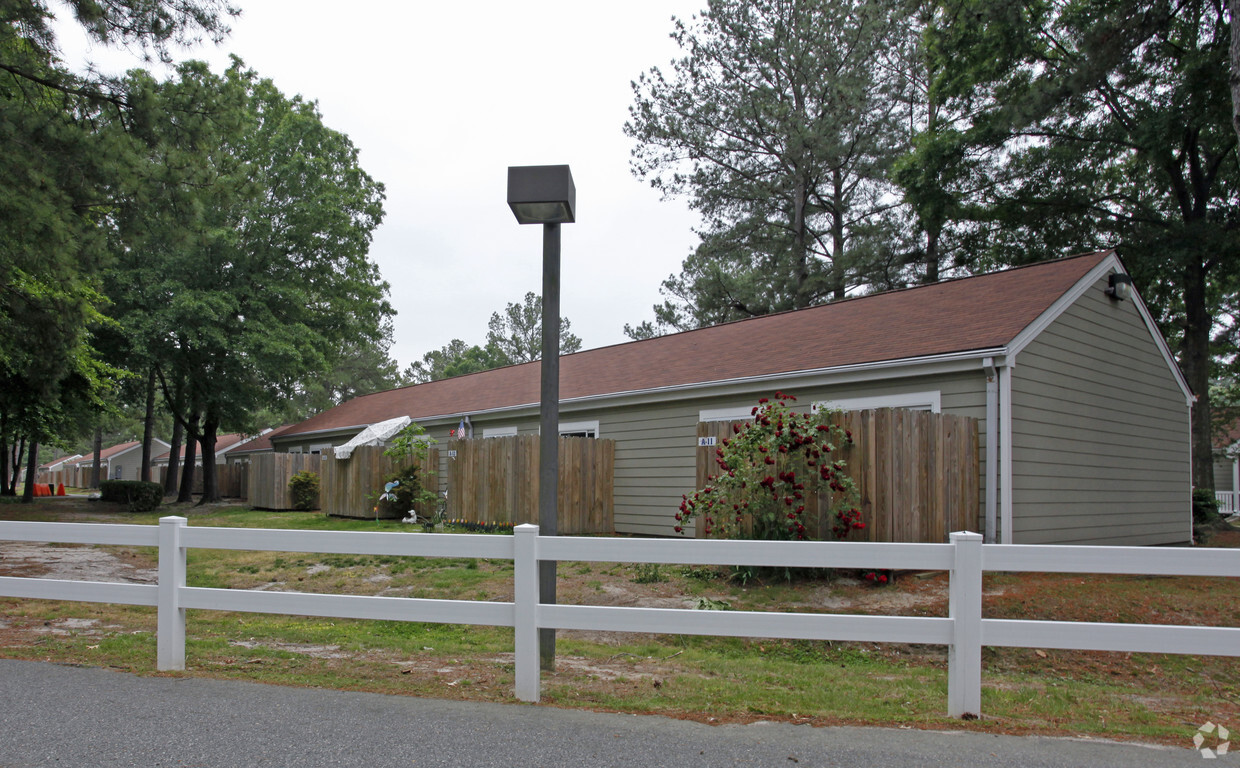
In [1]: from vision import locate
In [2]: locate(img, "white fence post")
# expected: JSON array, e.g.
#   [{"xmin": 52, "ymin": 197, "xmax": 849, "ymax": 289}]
[
  {"xmin": 157, "ymin": 516, "xmax": 187, "ymax": 671},
  {"xmin": 513, "ymin": 524, "xmax": 540, "ymax": 702},
  {"xmin": 948, "ymin": 531, "xmax": 983, "ymax": 718}
]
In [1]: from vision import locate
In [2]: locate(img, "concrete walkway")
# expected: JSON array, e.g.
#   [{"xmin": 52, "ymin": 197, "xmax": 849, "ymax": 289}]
[{"xmin": 0, "ymin": 659, "xmax": 1207, "ymax": 767}]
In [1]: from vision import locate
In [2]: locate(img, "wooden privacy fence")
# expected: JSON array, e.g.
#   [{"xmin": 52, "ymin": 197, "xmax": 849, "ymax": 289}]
[
  {"xmin": 248, "ymin": 454, "xmax": 321, "ymax": 510},
  {"xmin": 320, "ymin": 445, "xmax": 438, "ymax": 519},
  {"xmin": 152, "ymin": 464, "xmax": 249, "ymax": 499},
  {"xmin": 696, "ymin": 408, "xmax": 979, "ymax": 544},
  {"xmin": 446, "ymin": 436, "xmax": 614, "ymax": 535}
]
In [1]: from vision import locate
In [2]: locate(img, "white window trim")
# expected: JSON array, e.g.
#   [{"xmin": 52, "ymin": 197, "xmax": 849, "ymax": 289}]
[
  {"xmin": 483, "ymin": 426, "xmax": 519, "ymax": 438},
  {"xmin": 699, "ymin": 406, "xmax": 756, "ymax": 422},
  {"xmin": 812, "ymin": 390, "xmax": 941, "ymax": 413},
  {"xmin": 558, "ymin": 420, "xmax": 600, "ymax": 437}
]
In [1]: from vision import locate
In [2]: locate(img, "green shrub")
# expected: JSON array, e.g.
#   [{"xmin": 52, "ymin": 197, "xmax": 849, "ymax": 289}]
[
  {"xmin": 99, "ymin": 480, "xmax": 163, "ymax": 512},
  {"xmin": 1192, "ymin": 487, "xmax": 1220, "ymax": 524},
  {"xmin": 288, "ymin": 470, "xmax": 320, "ymax": 511}
]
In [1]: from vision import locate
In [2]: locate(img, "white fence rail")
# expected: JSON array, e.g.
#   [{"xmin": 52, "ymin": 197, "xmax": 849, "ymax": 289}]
[
  {"xmin": 1, "ymin": 516, "xmax": 1238, "ymax": 719},
  {"xmin": 1217, "ymin": 491, "xmax": 1238, "ymax": 517}
]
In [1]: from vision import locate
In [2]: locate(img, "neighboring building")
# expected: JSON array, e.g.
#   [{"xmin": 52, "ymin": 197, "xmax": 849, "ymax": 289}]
[
  {"xmin": 1214, "ymin": 422, "xmax": 1239, "ymax": 517},
  {"xmin": 223, "ymin": 426, "xmax": 295, "ymax": 465},
  {"xmin": 273, "ymin": 251, "xmax": 1193, "ymax": 545},
  {"xmin": 71, "ymin": 440, "xmax": 170, "ymax": 482},
  {"xmin": 152, "ymin": 432, "xmax": 270, "ymax": 468},
  {"xmin": 35, "ymin": 454, "xmax": 81, "ymax": 482}
]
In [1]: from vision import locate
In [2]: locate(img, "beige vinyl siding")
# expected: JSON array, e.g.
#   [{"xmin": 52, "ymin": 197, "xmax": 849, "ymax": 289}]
[
  {"xmin": 1009, "ymin": 277, "xmax": 1190, "ymax": 545},
  {"xmin": 606, "ymin": 402, "xmax": 700, "ymax": 536}
]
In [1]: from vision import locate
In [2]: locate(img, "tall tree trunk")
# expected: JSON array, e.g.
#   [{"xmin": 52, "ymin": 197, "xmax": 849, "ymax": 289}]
[
  {"xmin": 20, "ymin": 439, "xmax": 37, "ymax": 503},
  {"xmin": 0, "ymin": 429, "xmax": 10, "ymax": 496},
  {"xmin": 11, "ymin": 436, "xmax": 25, "ymax": 494},
  {"xmin": 140, "ymin": 367, "xmax": 156, "ymax": 483},
  {"xmin": 923, "ymin": 226, "xmax": 941, "ymax": 284},
  {"xmin": 1231, "ymin": 0, "xmax": 1240, "ymax": 148},
  {"xmin": 1182, "ymin": 254, "xmax": 1214, "ymax": 492},
  {"xmin": 91, "ymin": 427, "xmax": 102, "ymax": 489},
  {"xmin": 198, "ymin": 418, "xmax": 219, "ymax": 504},
  {"xmin": 164, "ymin": 418, "xmax": 182, "ymax": 496},
  {"xmin": 177, "ymin": 411, "xmax": 200, "ymax": 503}
]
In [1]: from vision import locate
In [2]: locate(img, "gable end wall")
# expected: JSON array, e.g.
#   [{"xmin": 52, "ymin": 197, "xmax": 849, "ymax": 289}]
[{"xmin": 1009, "ymin": 276, "xmax": 1190, "ymax": 545}]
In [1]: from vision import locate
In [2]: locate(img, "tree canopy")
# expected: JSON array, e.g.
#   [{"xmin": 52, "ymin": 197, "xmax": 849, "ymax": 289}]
[
  {"xmin": 104, "ymin": 59, "xmax": 390, "ymax": 500},
  {"xmin": 625, "ymin": 0, "xmax": 921, "ymax": 334},
  {"xmin": 403, "ymin": 293, "xmax": 582, "ymax": 384},
  {"xmin": 0, "ymin": 0, "xmax": 237, "ymax": 494},
  {"xmin": 904, "ymin": 0, "xmax": 1238, "ymax": 489}
]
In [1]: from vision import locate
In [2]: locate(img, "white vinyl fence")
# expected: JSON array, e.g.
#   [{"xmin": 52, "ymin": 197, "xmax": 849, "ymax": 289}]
[{"xmin": 1, "ymin": 516, "xmax": 1238, "ymax": 718}]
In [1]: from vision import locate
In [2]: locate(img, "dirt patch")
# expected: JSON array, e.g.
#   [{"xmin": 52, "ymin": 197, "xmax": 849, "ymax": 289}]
[{"xmin": 0, "ymin": 541, "xmax": 156, "ymax": 584}]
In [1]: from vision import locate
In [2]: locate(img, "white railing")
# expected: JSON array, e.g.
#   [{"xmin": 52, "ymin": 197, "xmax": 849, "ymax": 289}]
[
  {"xmin": 1, "ymin": 516, "xmax": 1238, "ymax": 719},
  {"xmin": 1217, "ymin": 491, "xmax": 1238, "ymax": 517}
]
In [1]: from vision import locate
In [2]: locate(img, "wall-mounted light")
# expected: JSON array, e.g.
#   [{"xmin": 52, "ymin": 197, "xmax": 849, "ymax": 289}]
[{"xmin": 1106, "ymin": 273, "xmax": 1133, "ymax": 301}]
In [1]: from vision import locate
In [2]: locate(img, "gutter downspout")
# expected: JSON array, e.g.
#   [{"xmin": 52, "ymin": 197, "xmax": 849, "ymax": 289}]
[
  {"xmin": 984, "ymin": 358, "xmax": 999, "ymax": 543},
  {"xmin": 1000, "ymin": 360, "xmax": 1014, "ymax": 544}
]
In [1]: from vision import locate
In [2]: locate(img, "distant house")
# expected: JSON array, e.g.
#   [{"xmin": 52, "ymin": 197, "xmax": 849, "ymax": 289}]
[
  {"xmin": 222, "ymin": 426, "xmax": 295, "ymax": 466},
  {"xmin": 1214, "ymin": 422, "xmax": 1240, "ymax": 517},
  {"xmin": 34, "ymin": 454, "xmax": 81, "ymax": 483},
  {"xmin": 71, "ymin": 439, "xmax": 170, "ymax": 482},
  {"xmin": 272, "ymin": 251, "xmax": 1192, "ymax": 545},
  {"xmin": 153, "ymin": 431, "xmax": 270, "ymax": 469}
]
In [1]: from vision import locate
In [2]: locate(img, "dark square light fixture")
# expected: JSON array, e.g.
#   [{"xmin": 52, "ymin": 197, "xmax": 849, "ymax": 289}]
[
  {"xmin": 507, "ymin": 165, "xmax": 576, "ymax": 224},
  {"xmin": 1106, "ymin": 272, "xmax": 1133, "ymax": 301}
]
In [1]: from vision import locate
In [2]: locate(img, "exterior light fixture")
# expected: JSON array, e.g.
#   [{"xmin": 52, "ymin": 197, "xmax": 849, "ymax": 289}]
[
  {"xmin": 507, "ymin": 164, "xmax": 575, "ymax": 671},
  {"xmin": 507, "ymin": 165, "xmax": 575, "ymax": 224},
  {"xmin": 1105, "ymin": 273, "xmax": 1133, "ymax": 301}
]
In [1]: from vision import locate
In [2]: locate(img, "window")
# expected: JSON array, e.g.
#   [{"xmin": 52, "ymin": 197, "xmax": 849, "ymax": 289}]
[
  {"xmin": 812, "ymin": 390, "xmax": 941, "ymax": 413},
  {"xmin": 483, "ymin": 426, "xmax": 519, "ymax": 438},
  {"xmin": 558, "ymin": 420, "xmax": 599, "ymax": 438},
  {"xmin": 699, "ymin": 406, "xmax": 756, "ymax": 422}
]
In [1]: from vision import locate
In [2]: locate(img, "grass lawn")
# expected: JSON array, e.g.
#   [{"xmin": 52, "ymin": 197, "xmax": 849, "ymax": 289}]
[{"xmin": 0, "ymin": 497, "xmax": 1236, "ymax": 748}]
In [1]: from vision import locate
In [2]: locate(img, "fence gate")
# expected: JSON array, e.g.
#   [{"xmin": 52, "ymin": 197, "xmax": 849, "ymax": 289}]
[
  {"xmin": 247, "ymin": 453, "xmax": 322, "ymax": 510},
  {"xmin": 446, "ymin": 435, "xmax": 614, "ymax": 534}
]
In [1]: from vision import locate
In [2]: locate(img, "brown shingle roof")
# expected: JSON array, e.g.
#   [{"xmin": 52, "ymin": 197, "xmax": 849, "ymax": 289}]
[
  {"xmin": 153, "ymin": 433, "xmax": 253, "ymax": 463},
  {"xmin": 72, "ymin": 441, "xmax": 141, "ymax": 465},
  {"xmin": 282, "ymin": 252, "xmax": 1113, "ymax": 439},
  {"xmin": 227, "ymin": 425, "xmax": 295, "ymax": 455}
]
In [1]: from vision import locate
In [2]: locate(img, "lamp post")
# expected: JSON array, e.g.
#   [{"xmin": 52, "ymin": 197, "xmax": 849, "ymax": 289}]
[{"xmin": 507, "ymin": 164, "xmax": 575, "ymax": 670}]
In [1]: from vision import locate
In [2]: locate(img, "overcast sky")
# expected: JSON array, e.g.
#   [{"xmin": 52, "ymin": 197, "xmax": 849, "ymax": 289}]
[{"xmin": 56, "ymin": 0, "xmax": 708, "ymax": 371}]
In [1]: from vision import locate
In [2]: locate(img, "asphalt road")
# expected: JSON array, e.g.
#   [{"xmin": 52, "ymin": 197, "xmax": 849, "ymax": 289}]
[{"xmin": 0, "ymin": 659, "xmax": 1209, "ymax": 767}]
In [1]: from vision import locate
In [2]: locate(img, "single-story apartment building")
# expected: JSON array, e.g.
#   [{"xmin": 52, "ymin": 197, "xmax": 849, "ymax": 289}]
[
  {"xmin": 152, "ymin": 431, "xmax": 271, "ymax": 469},
  {"xmin": 71, "ymin": 439, "xmax": 171, "ymax": 482},
  {"xmin": 223, "ymin": 425, "xmax": 294, "ymax": 466},
  {"xmin": 35, "ymin": 454, "xmax": 81, "ymax": 482},
  {"xmin": 273, "ymin": 251, "xmax": 1193, "ymax": 545}
]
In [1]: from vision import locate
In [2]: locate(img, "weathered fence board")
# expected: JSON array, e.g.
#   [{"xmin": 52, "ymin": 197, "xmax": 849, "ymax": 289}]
[
  {"xmin": 445, "ymin": 436, "xmax": 614, "ymax": 535},
  {"xmin": 696, "ymin": 408, "xmax": 978, "ymax": 544},
  {"xmin": 320, "ymin": 445, "xmax": 438, "ymax": 519},
  {"xmin": 248, "ymin": 454, "xmax": 321, "ymax": 510}
]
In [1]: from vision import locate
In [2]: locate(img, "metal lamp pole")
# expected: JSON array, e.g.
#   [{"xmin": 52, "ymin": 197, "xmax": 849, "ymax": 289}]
[{"xmin": 507, "ymin": 165, "xmax": 575, "ymax": 670}]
